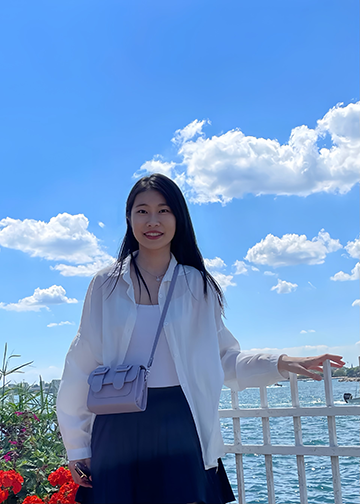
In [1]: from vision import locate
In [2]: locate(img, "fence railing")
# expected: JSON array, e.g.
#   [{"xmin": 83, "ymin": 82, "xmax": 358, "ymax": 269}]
[{"xmin": 219, "ymin": 360, "xmax": 360, "ymax": 504}]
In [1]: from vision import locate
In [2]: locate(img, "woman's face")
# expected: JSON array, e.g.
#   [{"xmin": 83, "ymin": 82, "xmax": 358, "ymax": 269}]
[{"xmin": 130, "ymin": 190, "xmax": 176, "ymax": 253}]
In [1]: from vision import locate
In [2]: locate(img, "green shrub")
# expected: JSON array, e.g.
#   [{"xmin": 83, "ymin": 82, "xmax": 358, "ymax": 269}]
[{"xmin": 0, "ymin": 345, "xmax": 67, "ymax": 502}]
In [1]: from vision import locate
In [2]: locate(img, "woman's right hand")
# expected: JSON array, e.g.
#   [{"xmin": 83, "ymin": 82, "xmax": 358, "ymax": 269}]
[{"xmin": 69, "ymin": 458, "xmax": 92, "ymax": 488}]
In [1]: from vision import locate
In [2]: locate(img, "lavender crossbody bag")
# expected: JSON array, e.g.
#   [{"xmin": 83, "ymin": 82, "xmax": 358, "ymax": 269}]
[{"xmin": 87, "ymin": 265, "xmax": 179, "ymax": 415}]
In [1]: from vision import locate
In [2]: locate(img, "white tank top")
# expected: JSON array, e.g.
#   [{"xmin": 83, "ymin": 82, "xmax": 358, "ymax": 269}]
[{"xmin": 123, "ymin": 304, "xmax": 180, "ymax": 388}]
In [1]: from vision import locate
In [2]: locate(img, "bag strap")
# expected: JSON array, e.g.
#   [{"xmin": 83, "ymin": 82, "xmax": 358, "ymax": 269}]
[{"xmin": 147, "ymin": 264, "xmax": 179, "ymax": 369}]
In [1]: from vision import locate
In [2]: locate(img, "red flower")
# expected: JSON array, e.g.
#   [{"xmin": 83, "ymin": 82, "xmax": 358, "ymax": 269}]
[
  {"xmin": 23, "ymin": 496, "xmax": 45, "ymax": 504},
  {"xmin": 0, "ymin": 489, "xmax": 9, "ymax": 504},
  {"xmin": 50, "ymin": 482, "xmax": 79, "ymax": 504},
  {"xmin": 1, "ymin": 469, "xmax": 24, "ymax": 494},
  {"xmin": 48, "ymin": 467, "xmax": 73, "ymax": 487},
  {"xmin": 48, "ymin": 492, "xmax": 61, "ymax": 504}
]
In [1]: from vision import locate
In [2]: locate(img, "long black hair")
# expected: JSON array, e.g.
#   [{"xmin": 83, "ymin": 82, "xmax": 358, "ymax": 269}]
[{"xmin": 106, "ymin": 173, "xmax": 225, "ymax": 313}]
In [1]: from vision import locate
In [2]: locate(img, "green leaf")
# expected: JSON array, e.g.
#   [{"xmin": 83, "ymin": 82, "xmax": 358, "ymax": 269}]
[{"xmin": 6, "ymin": 361, "xmax": 34, "ymax": 375}]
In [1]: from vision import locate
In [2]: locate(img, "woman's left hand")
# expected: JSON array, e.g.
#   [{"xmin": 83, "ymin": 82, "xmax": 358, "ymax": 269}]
[{"xmin": 278, "ymin": 353, "xmax": 345, "ymax": 381}]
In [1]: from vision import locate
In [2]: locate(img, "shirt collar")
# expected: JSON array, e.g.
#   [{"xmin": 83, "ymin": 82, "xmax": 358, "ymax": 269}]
[{"xmin": 121, "ymin": 252, "xmax": 184, "ymax": 287}]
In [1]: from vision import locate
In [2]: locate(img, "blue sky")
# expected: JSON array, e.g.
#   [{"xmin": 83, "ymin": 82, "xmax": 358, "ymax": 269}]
[{"xmin": 0, "ymin": 0, "xmax": 359, "ymax": 382}]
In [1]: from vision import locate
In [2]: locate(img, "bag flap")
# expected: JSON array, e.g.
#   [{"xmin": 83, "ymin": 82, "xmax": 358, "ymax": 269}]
[
  {"xmin": 89, "ymin": 364, "xmax": 146, "ymax": 392},
  {"xmin": 112, "ymin": 365, "xmax": 142, "ymax": 389},
  {"xmin": 122, "ymin": 365, "xmax": 141, "ymax": 382},
  {"xmin": 88, "ymin": 366, "xmax": 110, "ymax": 392}
]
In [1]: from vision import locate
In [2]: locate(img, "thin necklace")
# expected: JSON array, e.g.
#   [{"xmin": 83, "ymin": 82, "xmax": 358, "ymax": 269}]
[{"xmin": 136, "ymin": 261, "xmax": 167, "ymax": 282}]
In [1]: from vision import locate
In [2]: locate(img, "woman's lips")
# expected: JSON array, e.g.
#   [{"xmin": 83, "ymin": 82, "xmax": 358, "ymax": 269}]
[{"xmin": 144, "ymin": 232, "xmax": 163, "ymax": 240}]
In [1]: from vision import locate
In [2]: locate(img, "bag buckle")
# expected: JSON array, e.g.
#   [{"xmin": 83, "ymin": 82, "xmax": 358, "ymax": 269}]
[{"xmin": 93, "ymin": 366, "xmax": 110, "ymax": 375}]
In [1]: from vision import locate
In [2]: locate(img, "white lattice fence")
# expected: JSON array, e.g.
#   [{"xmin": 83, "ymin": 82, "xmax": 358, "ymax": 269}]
[{"xmin": 219, "ymin": 360, "xmax": 360, "ymax": 504}]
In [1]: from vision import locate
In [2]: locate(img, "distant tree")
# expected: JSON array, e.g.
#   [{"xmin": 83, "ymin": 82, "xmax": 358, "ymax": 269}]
[
  {"xmin": 332, "ymin": 367, "xmax": 347, "ymax": 377},
  {"xmin": 332, "ymin": 366, "xmax": 360, "ymax": 378},
  {"xmin": 347, "ymin": 366, "xmax": 360, "ymax": 378}
]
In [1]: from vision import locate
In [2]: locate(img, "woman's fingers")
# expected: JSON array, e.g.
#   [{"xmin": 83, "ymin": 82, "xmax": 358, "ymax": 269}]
[
  {"xmin": 299, "ymin": 366, "xmax": 322, "ymax": 380},
  {"xmin": 69, "ymin": 459, "xmax": 93, "ymax": 488},
  {"xmin": 307, "ymin": 366, "xmax": 323, "ymax": 372},
  {"xmin": 72, "ymin": 472, "xmax": 92, "ymax": 487},
  {"xmin": 312, "ymin": 354, "xmax": 345, "ymax": 367},
  {"xmin": 289, "ymin": 363, "xmax": 323, "ymax": 380},
  {"xmin": 296, "ymin": 354, "xmax": 345, "ymax": 371}
]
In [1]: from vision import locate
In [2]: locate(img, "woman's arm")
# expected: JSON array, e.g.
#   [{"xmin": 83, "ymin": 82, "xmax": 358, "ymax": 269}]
[
  {"xmin": 56, "ymin": 275, "xmax": 102, "ymax": 462},
  {"xmin": 214, "ymin": 294, "xmax": 344, "ymax": 388},
  {"xmin": 217, "ymin": 322, "xmax": 287, "ymax": 390}
]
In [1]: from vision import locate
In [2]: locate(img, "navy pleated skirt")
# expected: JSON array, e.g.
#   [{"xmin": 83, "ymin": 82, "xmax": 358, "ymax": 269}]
[{"xmin": 76, "ymin": 385, "xmax": 235, "ymax": 504}]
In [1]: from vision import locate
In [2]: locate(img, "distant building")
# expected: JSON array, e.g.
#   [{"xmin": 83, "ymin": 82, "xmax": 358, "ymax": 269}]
[{"xmin": 49, "ymin": 379, "xmax": 61, "ymax": 394}]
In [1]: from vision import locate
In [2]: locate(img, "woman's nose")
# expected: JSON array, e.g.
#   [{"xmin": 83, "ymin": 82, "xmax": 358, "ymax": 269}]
[{"xmin": 146, "ymin": 213, "xmax": 160, "ymax": 226}]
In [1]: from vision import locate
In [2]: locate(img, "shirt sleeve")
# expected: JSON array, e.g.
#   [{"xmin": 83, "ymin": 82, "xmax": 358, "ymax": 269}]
[
  {"xmin": 56, "ymin": 275, "xmax": 103, "ymax": 461},
  {"xmin": 215, "ymin": 304, "xmax": 289, "ymax": 390}
]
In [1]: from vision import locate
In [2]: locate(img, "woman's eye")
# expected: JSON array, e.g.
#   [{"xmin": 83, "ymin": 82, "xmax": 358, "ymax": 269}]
[{"xmin": 160, "ymin": 208, "xmax": 170, "ymax": 213}]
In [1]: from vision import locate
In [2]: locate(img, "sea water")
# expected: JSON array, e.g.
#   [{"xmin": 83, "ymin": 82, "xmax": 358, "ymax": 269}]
[{"xmin": 219, "ymin": 379, "xmax": 360, "ymax": 504}]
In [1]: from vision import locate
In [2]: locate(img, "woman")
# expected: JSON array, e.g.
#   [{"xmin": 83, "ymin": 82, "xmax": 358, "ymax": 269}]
[{"xmin": 56, "ymin": 173, "xmax": 344, "ymax": 504}]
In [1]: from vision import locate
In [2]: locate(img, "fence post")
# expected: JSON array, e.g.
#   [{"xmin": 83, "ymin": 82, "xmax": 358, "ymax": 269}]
[
  {"xmin": 231, "ymin": 389, "xmax": 246, "ymax": 504},
  {"xmin": 260, "ymin": 386, "xmax": 275, "ymax": 504},
  {"xmin": 290, "ymin": 372, "xmax": 308, "ymax": 504},
  {"xmin": 323, "ymin": 359, "xmax": 342, "ymax": 504}
]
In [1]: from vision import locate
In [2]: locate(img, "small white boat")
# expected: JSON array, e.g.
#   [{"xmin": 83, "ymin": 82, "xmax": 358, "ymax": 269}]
[{"xmin": 343, "ymin": 393, "xmax": 360, "ymax": 404}]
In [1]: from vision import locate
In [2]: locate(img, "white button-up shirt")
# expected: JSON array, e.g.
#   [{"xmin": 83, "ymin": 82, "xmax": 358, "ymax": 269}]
[{"xmin": 56, "ymin": 254, "xmax": 287, "ymax": 470}]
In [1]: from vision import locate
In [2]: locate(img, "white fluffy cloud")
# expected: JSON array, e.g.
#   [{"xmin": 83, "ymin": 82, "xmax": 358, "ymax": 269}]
[
  {"xmin": 232, "ymin": 260, "xmax": 259, "ymax": 275},
  {"xmin": 330, "ymin": 262, "xmax": 360, "ymax": 281},
  {"xmin": 0, "ymin": 285, "xmax": 78, "ymax": 312},
  {"xmin": 271, "ymin": 279, "xmax": 298, "ymax": 294},
  {"xmin": 172, "ymin": 119, "xmax": 210, "ymax": 145},
  {"xmin": 300, "ymin": 329, "xmax": 316, "ymax": 334},
  {"xmin": 211, "ymin": 272, "xmax": 236, "ymax": 291},
  {"xmin": 135, "ymin": 157, "xmax": 177, "ymax": 178},
  {"xmin": 136, "ymin": 102, "xmax": 360, "ymax": 203},
  {"xmin": 51, "ymin": 259, "xmax": 115, "ymax": 277},
  {"xmin": 233, "ymin": 260, "xmax": 249, "ymax": 275},
  {"xmin": 351, "ymin": 299, "xmax": 360, "ymax": 307},
  {"xmin": 204, "ymin": 257, "xmax": 226, "ymax": 270},
  {"xmin": 47, "ymin": 321, "xmax": 75, "ymax": 328},
  {"xmin": 345, "ymin": 238, "xmax": 360, "ymax": 259},
  {"xmin": 204, "ymin": 257, "xmax": 235, "ymax": 291},
  {"xmin": 98, "ymin": 222, "xmax": 105, "ymax": 228},
  {"xmin": 0, "ymin": 213, "xmax": 114, "ymax": 276},
  {"xmin": 245, "ymin": 229, "xmax": 341, "ymax": 267}
]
